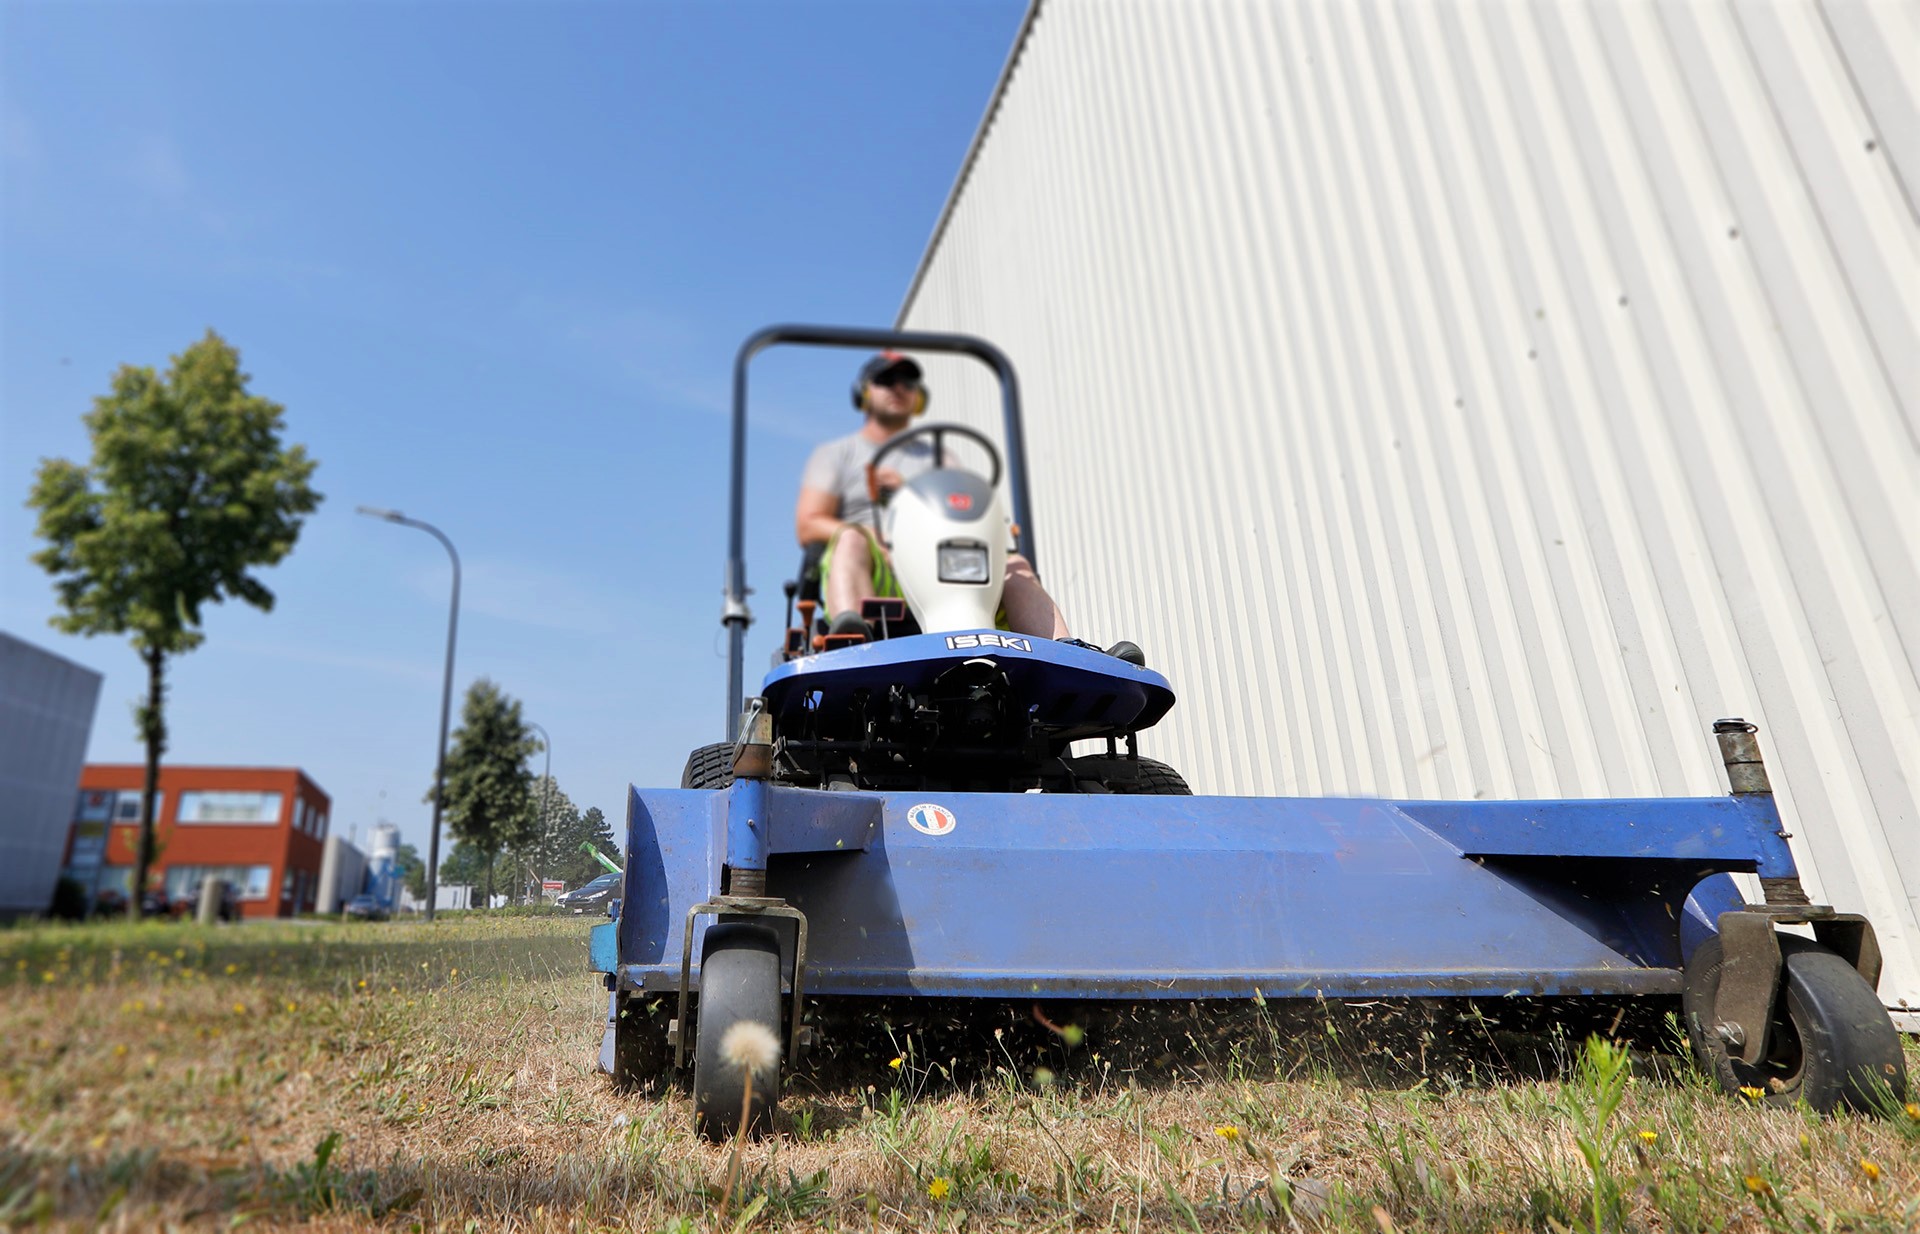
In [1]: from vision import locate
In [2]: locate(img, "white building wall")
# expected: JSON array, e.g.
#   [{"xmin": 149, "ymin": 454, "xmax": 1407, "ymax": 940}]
[{"xmin": 899, "ymin": 0, "xmax": 1920, "ymax": 1018}]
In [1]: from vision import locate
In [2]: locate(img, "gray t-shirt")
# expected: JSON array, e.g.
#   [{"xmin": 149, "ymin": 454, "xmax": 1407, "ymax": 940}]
[{"xmin": 800, "ymin": 429, "xmax": 936, "ymax": 535}]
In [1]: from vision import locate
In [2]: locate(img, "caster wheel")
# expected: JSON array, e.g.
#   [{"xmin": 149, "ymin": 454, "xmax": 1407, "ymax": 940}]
[
  {"xmin": 692, "ymin": 923, "xmax": 783, "ymax": 1140},
  {"xmin": 1683, "ymin": 933, "xmax": 1907, "ymax": 1113}
]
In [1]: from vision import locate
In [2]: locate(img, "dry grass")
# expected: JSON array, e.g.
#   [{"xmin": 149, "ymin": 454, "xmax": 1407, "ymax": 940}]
[{"xmin": 2, "ymin": 914, "xmax": 1915, "ymax": 1232}]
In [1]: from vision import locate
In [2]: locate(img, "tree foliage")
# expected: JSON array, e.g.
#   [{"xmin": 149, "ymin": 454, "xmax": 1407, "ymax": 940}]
[
  {"xmin": 436, "ymin": 678, "xmax": 537, "ymax": 907},
  {"xmin": 394, "ymin": 842, "xmax": 426, "ymax": 902},
  {"xmin": 508, "ymin": 776, "xmax": 618, "ymax": 893},
  {"xmin": 27, "ymin": 330, "xmax": 321, "ymax": 918}
]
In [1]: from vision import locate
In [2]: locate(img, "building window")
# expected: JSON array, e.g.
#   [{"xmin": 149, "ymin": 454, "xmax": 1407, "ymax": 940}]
[
  {"xmin": 75, "ymin": 791, "xmax": 115, "ymax": 822},
  {"xmin": 112, "ymin": 792, "xmax": 163, "ymax": 823},
  {"xmin": 164, "ymin": 865, "xmax": 273, "ymax": 900},
  {"xmin": 177, "ymin": 791, "xmax": 284, "ymax": 825}
]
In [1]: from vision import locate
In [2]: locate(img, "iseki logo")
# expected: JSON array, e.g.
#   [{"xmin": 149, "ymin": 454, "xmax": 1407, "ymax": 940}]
[{"xmin": 944, "ymin": 633, "xmax": 1033, "ymax": 653}]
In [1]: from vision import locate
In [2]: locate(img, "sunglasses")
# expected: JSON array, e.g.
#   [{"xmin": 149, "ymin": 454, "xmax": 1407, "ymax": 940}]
[{"xmin": 872, "ymin": 372, "xmax": 922, "ymax": 390}]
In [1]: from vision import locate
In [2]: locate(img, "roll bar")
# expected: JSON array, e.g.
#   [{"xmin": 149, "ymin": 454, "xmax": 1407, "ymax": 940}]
[{"xmin": 723, "ymin": 324, "xmax": 1034, "ymax": 738}]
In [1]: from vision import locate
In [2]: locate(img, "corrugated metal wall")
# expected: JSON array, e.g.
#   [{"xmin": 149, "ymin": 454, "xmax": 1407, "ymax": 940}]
[
  {"xmin": 0, "ymin": 632, "xmax": 102, "ymax": 916},
  {"xmin": 899, "ymin": 0, "xmax": 1920, "ymax": 1019}
]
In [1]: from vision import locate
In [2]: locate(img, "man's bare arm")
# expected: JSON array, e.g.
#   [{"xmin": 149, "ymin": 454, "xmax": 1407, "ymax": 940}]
[{"xmin": 795, "ymin": 486, "xmax": 841, "ymax": 546}]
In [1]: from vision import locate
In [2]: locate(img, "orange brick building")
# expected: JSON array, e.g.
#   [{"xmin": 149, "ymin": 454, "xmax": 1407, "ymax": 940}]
[{"xmin": 65, "ymin": 766, "xmax": 331, "ymax": 919}]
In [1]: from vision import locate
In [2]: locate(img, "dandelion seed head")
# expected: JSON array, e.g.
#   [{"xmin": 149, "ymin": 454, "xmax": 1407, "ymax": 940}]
[{"xmin": 720, "ymin": 1020, "xmax": 781, "ymax": 1076}]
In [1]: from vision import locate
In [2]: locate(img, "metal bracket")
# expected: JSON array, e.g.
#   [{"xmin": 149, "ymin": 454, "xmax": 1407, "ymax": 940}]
[
  {"xmin": 732, "ymin": 697, "xmax": 773, "ymax": 778},
  {"xmin": 1713, "ymin": 907, "xmax": 1882, "ymax": 1066},
  {"xmin": 672, "ymin": 895, "xmax": 810, "ymax": 1073},
  {"xmin": 1713, "ymin": 911, "xmax": 1783, "ymax": 1066}
]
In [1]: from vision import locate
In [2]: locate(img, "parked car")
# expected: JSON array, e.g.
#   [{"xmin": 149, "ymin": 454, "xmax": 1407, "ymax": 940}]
[
  {"xmin": 92, "ymin": 887, "xmax": 129, "ymax": 917},
  {"xmin": 342, "ymin": 894, "xmax": 387, "ymax": 922},
  {"xmin": 554, "ymin": 872, "xmax": 621, "ymax": 915}
]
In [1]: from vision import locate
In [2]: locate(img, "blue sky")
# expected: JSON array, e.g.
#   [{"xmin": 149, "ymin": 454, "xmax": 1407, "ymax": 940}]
[{"xmin": 1, "ymin": 1, "xmax": 1026, "ymax": 859}]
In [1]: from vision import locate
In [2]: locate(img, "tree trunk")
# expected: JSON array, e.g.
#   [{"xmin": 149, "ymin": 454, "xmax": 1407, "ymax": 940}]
[
  {"xmin": 131, "ymin": 648, "xmax": 166, "ymax": 923},
  {"xmin": 483, "ymin": 852, "xmax": 494, "ymax": 911}
]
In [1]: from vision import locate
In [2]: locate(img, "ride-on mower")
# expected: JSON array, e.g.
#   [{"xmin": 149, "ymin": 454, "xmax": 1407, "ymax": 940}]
[{"xmin": 592, "ymin": 325, "xmax": 1907, "ymax": 1139}]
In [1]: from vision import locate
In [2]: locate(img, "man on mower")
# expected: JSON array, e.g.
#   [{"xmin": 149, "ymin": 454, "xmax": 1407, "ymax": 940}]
[{"xmin": 794, "ymin": 351, "xmax": 1070, "ymax": 640}]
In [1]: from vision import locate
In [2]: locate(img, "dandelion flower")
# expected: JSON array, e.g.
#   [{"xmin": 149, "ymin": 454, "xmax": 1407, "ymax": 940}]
[
  {"xmin": 1739, "ymin": 1085, "xmax": 1765, "ymax": 1100},
  {"xmin": 1639, "ymin": 1130, "xmax": 1658, "ymax": 1144},
  {"xmin": 1906, "ymin": 1102, "xmax": 1920, "ymax": 1121},
  {"xmin": 720, "ymin": 1020, "xmax": 781, "ymax": 1077},
  {"xmin": 928, "ymin": 1176, "xmax": 952, "ymax": 1201},
  {"xmin": 284, "ymin": 1001, "xmax": 297, "ymax": 1013},
  {"xmin": 449, "ymin": 968, "xmax": 458, "ymax": 977},
  {"xmin": 41, "ymin": 971, "xmax": 54, "ymax": 983},
  {"xmin": 889, "ymin": 1057, "xmax": 904, "ymax": 1071},
  {"xmin": 1859, "ymin": 1159, "xmax": 1880, "ymax": 1182},
  {"xmin": 232, "ymin": 1002, "xmax": 247, "ymax": 1015},
  {"xmin": 224, "ymin": 964, "xmax": 238, "ymax": 975},
  {"xmin": 1215, "ymin": 1125, "xmax": 1241, "ymax": 1142},
  {"xmin": 1743, "ymin": 1174, "xmax": 1771, "ymax": 1196},
  {"xmin": 357, "ymin": 979, "xmax": 368, "ymax": 990},
  {"xmin": 113, "ymin": 1044, "xmax": 128, "ymax": 1057}
]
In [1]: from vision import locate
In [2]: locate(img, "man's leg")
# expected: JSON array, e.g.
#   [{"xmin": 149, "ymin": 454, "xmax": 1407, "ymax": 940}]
[
  {"xmin": 1003, "ymin": 553, "xmax": 1069, "ymax": 639},
  {"xmin": 826, "ymin": 527, "xmax": 880, "ymax": 624}
]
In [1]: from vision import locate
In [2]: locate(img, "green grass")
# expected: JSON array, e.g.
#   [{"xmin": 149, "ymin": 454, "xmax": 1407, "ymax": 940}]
[{"xmin": 2, "ymin": 916, "xmax": 1914, "ymax": 1231}]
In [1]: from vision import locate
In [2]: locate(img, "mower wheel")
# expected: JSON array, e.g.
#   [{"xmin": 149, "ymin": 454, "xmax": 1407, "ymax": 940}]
[
  {"xmin": 1683, "ymin": 933, "xmax": 1907, "ymax": 1114},
  {"xmin": 1068, "ymin": 755, "xmax": 1192, "ymax": 795},
  {"xmin": 681, "ymin": 742, "xmax": 735, "ymax": 790},
  {"xmin": 611, "ymin": 992, "xmax": 674, "ymax": 1094},
  {"xmin": 692, "ymin": 923, "xmax": 783, "ymax": 1140}
]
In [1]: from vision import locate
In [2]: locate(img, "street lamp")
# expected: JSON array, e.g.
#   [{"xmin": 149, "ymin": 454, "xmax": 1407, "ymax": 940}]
[
  {"xmin": 358, "ymin": 505, "xmax": 460, "ymax": 923},
  {"xmin": 528, "ymin": 720, "xmax": 552, "ymax": 902}
]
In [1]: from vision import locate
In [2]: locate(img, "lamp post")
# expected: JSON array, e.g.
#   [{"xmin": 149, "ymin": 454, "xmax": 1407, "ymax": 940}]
[
  {"xmin": 357, "ymin": 505, "xmax": 460, "ymax": 923},
  {"xmin": 529, "ymin": 721, "xmax": 551, "ymax": 902}
]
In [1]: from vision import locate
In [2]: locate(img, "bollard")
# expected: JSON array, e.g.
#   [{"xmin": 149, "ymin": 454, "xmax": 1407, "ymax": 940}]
[{"xmin": 196, "ymin": 874, "xmax": 225, "ymax": 925}]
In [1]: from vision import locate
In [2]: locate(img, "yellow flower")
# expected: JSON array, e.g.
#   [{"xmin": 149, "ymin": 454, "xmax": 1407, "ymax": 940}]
[
  {"xmin": 224, "ymin": 964, "xmax": 238, "ymax": 975},
  {"xmin": 1738, "ymin": 1086, "xmax": 1765, "ymax": 1100},
  {"xmin": 928, "ymin": 1177, "xmax": 951, "ymax": 1201},
  {"xmin": 232, "ymin": 1002, "xmax": 247, "ymax": 1015},
  {"xmin": 284, "ymin": 1001, "xmax": 297, "ymax": 1013},
  {"xmin": 1215, "ymin": 1125, "xmax": 1241, "ymax": 1142},
  {"xmin": 1743, "ymin": 1174, "xmax": 1771, "ymax": 1196},
  {"xmin": 113, "ymin": 1044, "xmax": 128, "ymax": 1057},
  {"xmin": 357, "ymin": 978, "xmax": 368, "ymax": 990},
  {"xmin": 1638, "ymin": 1130, "xmax": 1658, "ymax": 1144},
  {"xmin": 1906, "ymin": 1102, "xmax": 1920, "ymax": 1121},
  {"xmin": 41, "ymin": 971, "xmax": 54, "ymax": 983},
  {"xmin": 889, "ymin": 1057, "xmax": 904, "ymax": 1071},
  {"xmin": 1859, "ymin": 1159, "xmax": 1880, "ymax": 1182}
]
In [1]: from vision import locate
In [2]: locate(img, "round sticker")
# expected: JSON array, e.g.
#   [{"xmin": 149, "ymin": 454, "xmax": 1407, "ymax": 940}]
[{"xmin": 906, "ymin": 803, "xmax": 957, "ymax": 836}]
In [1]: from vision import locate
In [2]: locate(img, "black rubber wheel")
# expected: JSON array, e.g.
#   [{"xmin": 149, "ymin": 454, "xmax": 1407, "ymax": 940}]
[
  {"xmin": 1066, "ymin": 755, "xmax": 1192, "ymax": 795},
  {"xmin": 1683, "ymin": 933, "xmax": 1908, "ymax": 1113},
  {"xmin": 611, "ymin": 992, "xmax": 674, "ymax": 1094},
  {"xmin": 681, "ymin": 743, "xmax": 735, "ymax": 790},
  {"xmin": 691, "ymin": 923, "xmax": 783, "ymax": 1140}
]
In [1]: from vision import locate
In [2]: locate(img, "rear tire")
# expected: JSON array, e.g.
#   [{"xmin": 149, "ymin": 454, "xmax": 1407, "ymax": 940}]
[
  {"xmin": 681, "ymin": 743, "xmax": 735, "ymax": 790},
  {"xmin": 1066, "ymin": 754, "xmax": 1192, "ymax": 795},
  {"xmin": 691, "ymin": 923, "xmax": 783, "ymax": 1140},
  {"xmin": 1683, "ymin": 933, "xmax": 1908, "ymax": 1113}
]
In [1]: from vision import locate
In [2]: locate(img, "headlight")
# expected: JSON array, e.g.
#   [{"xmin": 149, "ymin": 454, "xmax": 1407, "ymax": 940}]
[{"xmin": 938, "ymin": 542, "xmax": 990, "ymax": 584}]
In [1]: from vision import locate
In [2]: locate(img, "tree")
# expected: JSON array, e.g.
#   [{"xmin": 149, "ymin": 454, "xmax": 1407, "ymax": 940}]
[
  {"xmin": 554, "ymin": 806, "xmax": 620, "ymax": 888},
  {"xmin": 395, "ymin": 842, "xmax": 426, "ymax": 903},
  {"xmin": 436, "ymin": 841, "xmax": 497, "ymax": 908},
  {"xmin": 435, "ymin": 678, "xmax": 537, "ymax": 908},
  {"xmin": 28, "ymin": 331, "xmax": 321, "ymax": 920}
]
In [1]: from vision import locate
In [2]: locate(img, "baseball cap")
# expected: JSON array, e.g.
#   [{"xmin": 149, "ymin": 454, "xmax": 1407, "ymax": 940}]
[{"xmin": 858, "ymin": 352, "xmax": 923, "ymax": 387}]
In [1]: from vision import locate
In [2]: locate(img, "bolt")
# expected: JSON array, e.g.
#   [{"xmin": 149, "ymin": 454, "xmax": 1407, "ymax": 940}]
[{"xmin": 1715, "ymin": 1020, "xmax": 1746, "ymax": 1049}]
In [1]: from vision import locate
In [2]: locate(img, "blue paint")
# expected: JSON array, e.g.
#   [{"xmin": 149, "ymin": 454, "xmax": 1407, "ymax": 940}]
[
  {"xmin": 601, "ymin": 787, "xmax": 1790, "ymax": 1001},
  {"xmin": 763, "ymin": 630, "xmax": 1176, "ymax": 739},
  {"xmin": 724, "ymin": 774, "xmax": 770, "ymax": 873}
]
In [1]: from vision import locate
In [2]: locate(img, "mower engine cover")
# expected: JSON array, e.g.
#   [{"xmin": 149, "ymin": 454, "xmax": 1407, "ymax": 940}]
[{"xmin": 885, "ymin": 467, "xmax": 1009, "ymax": 633}]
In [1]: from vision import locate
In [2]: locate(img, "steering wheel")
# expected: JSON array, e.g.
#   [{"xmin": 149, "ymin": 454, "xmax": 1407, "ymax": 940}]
[{"xmin": 869, "ymin": 422, "xmax": 1003, "ymax": 495}]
